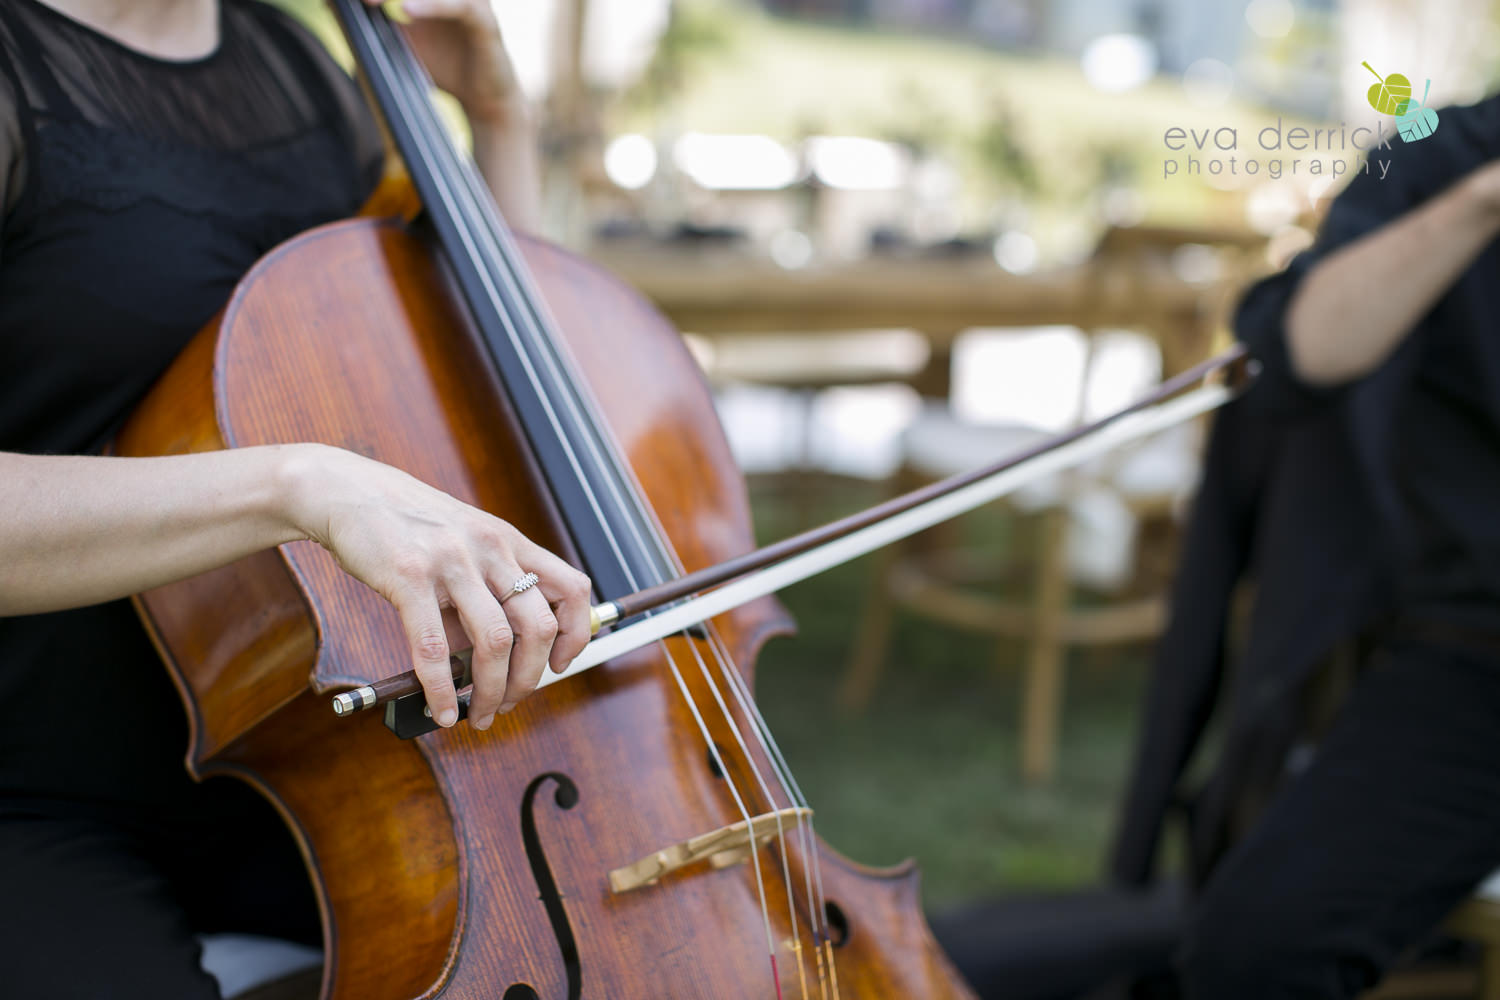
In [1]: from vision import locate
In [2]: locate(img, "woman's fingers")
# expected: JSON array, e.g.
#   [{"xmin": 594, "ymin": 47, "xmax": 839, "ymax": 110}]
[
  {"xmin": 392, "ymin": 586, "xmax": 460, "ymax": 727},
  {"xmin": 445, "ymin": 573, "xmax": 514, "ymax": 731},
  {"xmin": 308, "ymin": 448, "xmax": 592, "ymax": 727},
  {"xmin": 433, "ymin": 548, "xmax": 587, "ymax": 730},
  {"xmin": 521, "ymin": 548, "xmax": 594, "ymax": 672},
  {"xmin": 494, "ymin": 583, "xmax": 558, "ymax": 714}
]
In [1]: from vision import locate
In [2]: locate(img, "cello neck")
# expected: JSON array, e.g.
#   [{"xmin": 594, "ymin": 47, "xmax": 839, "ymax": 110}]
[{"xmin": 329, "ymin": 1, "xmax": 675, "ymax": 599}]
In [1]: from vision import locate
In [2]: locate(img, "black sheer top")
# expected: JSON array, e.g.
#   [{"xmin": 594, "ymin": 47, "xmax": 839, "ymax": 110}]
[{"xmin": 0, "ymin": 0, "xmax": 383, "ymax": 810}]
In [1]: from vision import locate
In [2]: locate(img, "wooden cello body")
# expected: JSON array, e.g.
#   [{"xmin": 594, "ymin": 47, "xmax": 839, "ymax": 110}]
[
  {"xmin": 116, "ymin": 3, "xmax": 977, "ymax": 996},
  {"xmin": 116, "ymin": 212, "xmax": 976, "ymax": 998}
]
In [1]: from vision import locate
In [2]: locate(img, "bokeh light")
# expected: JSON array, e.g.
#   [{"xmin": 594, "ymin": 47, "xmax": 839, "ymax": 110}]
[
  {"xmin": 1244, "ymin": 0, "xmax": 1296, "ymax": 39},
  {"xmin": 1182, "ymin": 57, "xmax": 1236, "ymax": 108},
  {"xmin": 1080, "ymin": 33, "xmax": 1158, "ymax": 93},
  {"xmin": 603, "ymin": 134, "xmax": 657, "ymax": 190},
  {"xmin": 672, "ymin": 133, "xmax": 799, "ymax": 190}
]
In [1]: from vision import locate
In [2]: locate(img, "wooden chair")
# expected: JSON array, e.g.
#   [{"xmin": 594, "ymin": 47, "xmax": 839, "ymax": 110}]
[
  {"xmin": 836, "ymin": 224, "xmax": 1267, "ymax": 784},
  {"xmin": 839, "ymin": 360, "xmax": 1200, "ymax": 783}
]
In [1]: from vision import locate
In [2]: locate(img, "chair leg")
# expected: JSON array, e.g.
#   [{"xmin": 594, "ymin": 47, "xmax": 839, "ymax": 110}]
[
  {"xmin": 840, "ymin": 541, "xmax": 901, "ymax": 714},
  {"xmin": 1021, "ymin": 507, "xmax": 1069, "ymax": 784}
]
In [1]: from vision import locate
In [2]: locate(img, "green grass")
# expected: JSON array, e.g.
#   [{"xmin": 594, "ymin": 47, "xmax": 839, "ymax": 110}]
[{"xmin": 746, "ymin": 476, "xmax": 1153, "ymax": 911}]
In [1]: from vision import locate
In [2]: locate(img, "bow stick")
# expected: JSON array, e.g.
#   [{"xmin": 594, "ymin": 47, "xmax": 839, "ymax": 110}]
[{"xmin": 333, "ymin": 345, "xmax": 1253, "ymax": 717}]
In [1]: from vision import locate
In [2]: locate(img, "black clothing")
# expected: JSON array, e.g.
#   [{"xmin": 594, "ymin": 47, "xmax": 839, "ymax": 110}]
[
  {"xmin": 1114, "ymin": 93, "xmax": 1500, "ymax": 890},
  {"xmin": 1106, "ymin": 94, "xmax": 1500, "ymax": 999},
  {"xmin": 1110, "ymin": 388, "xmax": 1389, "ymax": 888},
  {"xmin": 0, "ymin": 0, "xmax": 382, "ymax": 993},
  {"xmin": 0, "ymin": 788, "xmax": 321, "ymax": 1000},
  {"xmin": 940, "ymin": 636, "xmax": 1500, "ymax": 1000},
  {"xmin": 1238, "ymin": 94, "xmax": 1500, "ymax": 633},
  {"xmin": 1179, "ymin": 636, "xmax": 1500, "ymax": 998},
  {"xmin": 0, "ymin": 0, "xmax": 382, "ymax": 810}
]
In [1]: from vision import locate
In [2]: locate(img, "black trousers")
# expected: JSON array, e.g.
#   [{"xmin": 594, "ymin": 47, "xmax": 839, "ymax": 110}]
[
  {"xmin": 1180, "ymin": 635, "xmax": 1500, "ymax": 998},
  {"xmin": 0, "ymin": 779, "xmax": 319, "ymax": 1000}
]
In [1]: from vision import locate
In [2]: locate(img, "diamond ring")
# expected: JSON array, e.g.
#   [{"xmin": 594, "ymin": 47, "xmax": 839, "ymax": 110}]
[{"xmin": 503, "ymin": 571, "xmax": 540, "ymax": 601}]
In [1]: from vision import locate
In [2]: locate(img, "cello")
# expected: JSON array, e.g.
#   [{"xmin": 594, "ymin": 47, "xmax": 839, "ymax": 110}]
[{"xmin": 115, "ymin": 1, "xmax": 977, "ymax": 996}]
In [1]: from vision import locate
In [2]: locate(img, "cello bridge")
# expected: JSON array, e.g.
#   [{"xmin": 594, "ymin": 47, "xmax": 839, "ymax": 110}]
[{"xmin": 608, "ymin": 806, "xmax": 811, "ymax": 894}]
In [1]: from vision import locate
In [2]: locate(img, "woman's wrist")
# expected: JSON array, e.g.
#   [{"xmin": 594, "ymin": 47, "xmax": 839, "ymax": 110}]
[
  {"xmin": 444, "ymin": 25, "xmax": 524, "ymax": 129},
  {"xmin": 466, "ymin": 95, "xmax": 542, "ymax": 230},
  {"xmin": 463, "ymin": 89, "xmax": 531, "ymax": 137},
  {"xmin": 269, "ymin": 442, "xmax": 337, "ymax": 547}
]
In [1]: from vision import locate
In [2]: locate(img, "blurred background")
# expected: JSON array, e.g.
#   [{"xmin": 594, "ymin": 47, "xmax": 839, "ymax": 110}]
[{"xmin": 282, "ymin": 0, "xmax": 1496, "ymax": 945}]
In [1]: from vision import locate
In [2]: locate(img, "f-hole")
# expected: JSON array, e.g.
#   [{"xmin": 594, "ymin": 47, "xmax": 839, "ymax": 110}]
[
  {"xmin": 504, "ymin": 772, "xmax": 583, "ymax": 1000},
  {"xmin": 825, "ymin": 901, "xmax": 851, "ymax": 948}
]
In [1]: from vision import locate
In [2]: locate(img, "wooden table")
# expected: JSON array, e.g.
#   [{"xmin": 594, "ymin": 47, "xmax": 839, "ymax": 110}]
[{"xmin": 586, "ymin": 232, "xmax": 1251, "ymax": 392}]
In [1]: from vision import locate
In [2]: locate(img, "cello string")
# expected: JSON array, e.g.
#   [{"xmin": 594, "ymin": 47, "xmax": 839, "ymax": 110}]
[
  {"xmin": 363, "ymin": 0, "xmax": 781, "ymax": 851},
  {"xmin": 360, "ymin": 14, "xmax": 837, "ymax": 994},
  {"xmin": 651, "ymin": 635, "xmax": 785, "ymax": 990},
  {"xmin": 428, "ymin": 72, "xmax": 837, "ymax": 996},
  {"xmin": 435, "ymin": 101, "xmax": 841, "ymax": 987},
  {"xmin": 708, "ymin": 631, "xmax": 823, "ymax": 866},
  {"xmin": 428, "ymin": 104, "xmax": 839, "ymax": 969},
  {"xmin": 434, "ymin": 105, "xmax": 819, "ymax": 998},
  {"xmin": 677, "ymin": 635, "xmax": 814, "ymax": 996},
  {"xmin": 437, "ymin": 149, "xmax": 821, "ymax": 1000},
  {"xmin": 356, "ymin": 7, "xmax": 790, "ymax": 984},
  {"xmin": 358, "ymin": 7, "xmax": 643, "ymax": 586},
  {"xmin": 703, "ymin": 626, "xmax": 828, "ymax": 902},
  {"xmin": 357, "ymin": 12, "xmax": 794, "ymax": 986},
  {"xmin": 702, "ymin": 626, "xmax": 839, "ymax": 999},
  {"xmin": 367, "ymin": 5, "xmax": 821, "ymax": 958}
]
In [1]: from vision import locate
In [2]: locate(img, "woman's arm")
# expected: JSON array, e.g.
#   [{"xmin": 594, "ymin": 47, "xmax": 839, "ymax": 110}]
[
  {"xmin": 0, "ymin": 444, "xmax": 591, "ymax": 732},
  {"xmin": 391, "ymin": 0, "xmax": 543, "ymax": 231},
  {"xmin": 1285, "ymin": 161, "xmax": 1500, "ymax": 385},
  {"xmin": 468, "ymin": 101, "xmax": 542, "ymax": 233}
]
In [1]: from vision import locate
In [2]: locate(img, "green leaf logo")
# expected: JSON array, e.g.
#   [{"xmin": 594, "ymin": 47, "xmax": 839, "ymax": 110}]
[
  {"xmin": 1396, "ymin": 79, "xmax": 1440, "ymax": 143},
  {"xmin": 1363, "ymin": 61, "xmax": 1412, "ymax": 115}
]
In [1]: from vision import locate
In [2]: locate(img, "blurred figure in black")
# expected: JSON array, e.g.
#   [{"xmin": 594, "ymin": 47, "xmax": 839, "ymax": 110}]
[{"xmin": 1176, "ymin": 94, "xmax": 1500, "ymax": 998}]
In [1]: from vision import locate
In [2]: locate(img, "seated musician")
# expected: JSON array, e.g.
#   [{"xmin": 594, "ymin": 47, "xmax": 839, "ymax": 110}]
[
  {"xmin": 1181, "ymin": 96, "xmax": 1500, "ymax": 996},
  {"xmin": 0, "ymin": 1, "xmax": 591, "ymax": 996}
]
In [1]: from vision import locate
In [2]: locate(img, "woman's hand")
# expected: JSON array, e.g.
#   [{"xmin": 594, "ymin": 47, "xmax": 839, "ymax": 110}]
[
  {"xmin": 365, "ymin": 0, "xmax": 543, "ymax": 229},
  {"xmin": 369, "ymin": 0, "xmax": 523, "ymax": 126},
  {"xmin": 1, "ymin": 444, "xmax": 586, "ymax": 727},
  {"xmin": 284, "ymin": 445, "xmax": 592, "ymax": 731}
]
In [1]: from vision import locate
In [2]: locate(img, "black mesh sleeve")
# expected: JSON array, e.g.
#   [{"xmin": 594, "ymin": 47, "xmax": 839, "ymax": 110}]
[
  {"xmin": 0, "ymin": 29, "xmax": 29, "ymax": 226},
  {"xmin": 260, "ymin": 3, "xmax": 388, "ymax": 200}
]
